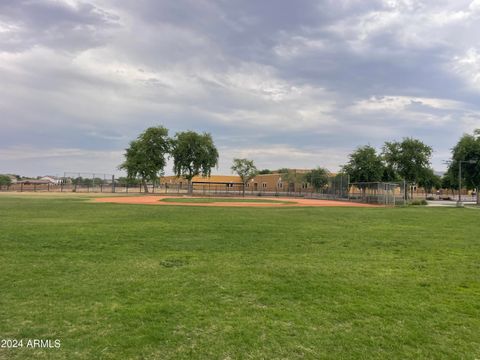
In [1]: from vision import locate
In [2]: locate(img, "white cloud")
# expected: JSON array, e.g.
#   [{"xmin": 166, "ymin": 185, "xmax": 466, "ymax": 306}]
[
  {"xmin": 469, "ymin": 0, "xmax": 480, "ymax": 11},
  {"xmin": 452, "ymin": 48, "xmax": 480, "ymax": 90},
  {"xmin": 217, "ymin": 145, "xmax": 349, "ymax": 173},
  {"xmin": 352, "ymin": 96, "xmax": 465, "ymax": 112},
  {"xmin": 273, "ymin": 34, "xmax": 326, "ymax": 59}
]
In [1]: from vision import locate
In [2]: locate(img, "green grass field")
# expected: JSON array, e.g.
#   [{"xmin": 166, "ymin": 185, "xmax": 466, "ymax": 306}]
[
  {"xmin": 160, "ymin": 197, "xmax": 294, "ymax": 204},
  {"xmin": 1, "ymin": 194, "xmax": 479, "ymax": 359}
]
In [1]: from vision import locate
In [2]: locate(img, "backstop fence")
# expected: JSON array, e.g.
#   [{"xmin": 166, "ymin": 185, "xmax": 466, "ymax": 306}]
[{"xmin": 348, "ymin": 182, "xmax": 407, "ymax": 205}]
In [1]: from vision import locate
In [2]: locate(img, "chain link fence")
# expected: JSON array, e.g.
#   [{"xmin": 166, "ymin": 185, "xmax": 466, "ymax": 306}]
[
  {"xmin": 348, "ymin": 182, "xmax": 407, "ymax": 205},
  {"xmin": 0, "ymin": 172, "xmax": 418, "ymax": 206}
]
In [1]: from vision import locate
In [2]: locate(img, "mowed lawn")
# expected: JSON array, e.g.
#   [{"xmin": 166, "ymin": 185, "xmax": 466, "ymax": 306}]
[{"xmin": 0, "ymin": 195, "xmax": 479, "ymax": 359}]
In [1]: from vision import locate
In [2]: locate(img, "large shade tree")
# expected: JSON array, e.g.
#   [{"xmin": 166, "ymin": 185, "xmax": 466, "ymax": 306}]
[
  {"xmin": 418, "ymin": 168, "xmax": 441, "ymax": 198},
  {"xmin": 342, "ymin": 145, "xmax": 385, "ymax": 182},
  {"xmin": 382, "ymin": 138, "xmax": 432, "ymax": 198},
  {"xmin": 231, "ymin": 158, "xmax": 258, "ymax": 196},
  {"xmin": 342, "ymin": 145, "xmax": 385, "ymax": 198},
  {"xmin": 441, "ymin": 172, "xmax": 458, "ymax": 195},
  {"xmin": 382, "ymin": 138, "xmax": 432, "ymax": 184},
  {"xmin": 171, "ymin": 131, "xmax": 219, "ymax": 194},
  {"xmin": 447, "ymin": 129, "xmax": 480, "ymax": 204},
  {"xmin": 304, "ymin": 167, "xmax": 329, "ymax": 191},
  {"xmin": 119, "ymin": 126, "xmax": 170, "ymax": 193}
]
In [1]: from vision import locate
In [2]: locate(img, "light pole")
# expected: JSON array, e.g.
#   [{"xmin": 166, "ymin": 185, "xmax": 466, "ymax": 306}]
[{"xmin": 457, "ymin": 159, "xmax": 478, "ymax": 207}]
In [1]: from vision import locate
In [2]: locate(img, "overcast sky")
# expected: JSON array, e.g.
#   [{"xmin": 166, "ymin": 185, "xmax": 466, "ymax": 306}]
[{"xmin": 1, "ymin": 0, "xmax": 480, "ymax": 177}]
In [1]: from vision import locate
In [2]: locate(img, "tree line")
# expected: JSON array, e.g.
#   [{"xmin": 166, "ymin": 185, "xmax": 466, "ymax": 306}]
[
  {"xmin": 341, "ymin": 138, "xmax": 435, "ymax": 198},
  {"xmin": 121, "ymin": 125, "xmax": 480, "ymax": 198},
  {"xmin": 341, "ymin": 129, "xmax": 480, "ymax": 200}
]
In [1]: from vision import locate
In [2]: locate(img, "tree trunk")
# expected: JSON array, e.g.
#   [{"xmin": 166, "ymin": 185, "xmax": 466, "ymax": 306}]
[
  {"xmin": 142, "ymin": 178, "xmax": 149, "ymax": 193},
  {"xmin": 188, "ymin": 179, "xmax": 192, "ymax": 195},
  {"xmin": 477, "ymin": 187, "xmax": 479, "ymax": 205},
  {"xmin": 243, "ymin": 183, "xmax": 246, "ymax": 197}
]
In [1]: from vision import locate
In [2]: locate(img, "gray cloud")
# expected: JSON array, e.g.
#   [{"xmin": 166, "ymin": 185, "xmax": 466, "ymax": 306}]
[
  {"xmin": 1, "ymin": 0, "xmax": 480, "ymax": 176},
  {"xmin": 0, "ymin": 0, "xmax": 120, "ymax": 52}
]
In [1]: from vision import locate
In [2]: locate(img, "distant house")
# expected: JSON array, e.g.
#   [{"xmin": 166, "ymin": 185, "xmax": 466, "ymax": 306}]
[
  {"xmin": 39, "ymin": 176, "xmax": 62, "ymax": 184},
  {"xmin": 18, "ymin": 179, "xmax": 51, "ymax": 185},
  {"xmin": 161, "ymin": 175, "xmax": 242, "ymax": 188},
  {"xmin": 6, "ymin": 175, "xmax": 18, "ymax": 184}
]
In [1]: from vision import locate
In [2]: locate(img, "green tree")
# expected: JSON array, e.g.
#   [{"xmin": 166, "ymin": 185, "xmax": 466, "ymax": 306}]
[
  {"xmin": 448, "ymin": 129, "xmax": 480, "ymax": 204},
  {"xmin": 342, "ymin": 145, "xmax": 385, "ymax": 198},
  {"xmin": 72, "ymin": 177, "xmax": 83, "ymax": 186},
  {"xmin": 441, "ymin": 172, "xmax": 457, "ymax": 192},
  {"xmin": 119, "ymin": 126, "xmax": 170, "ymax": 193},
  {"xmin": 171, "ymin": 131, "xmax": 219, "ymax": 194},
  {"xmin": 0, "ymin": 175, "xmax": 12, "ymax": 188},
  {"xmin": 304, "ymin": 167, "xmax": 329, "ymax": 191},
  {"xmin": 231, "ymin": 158, "xmax": 258, "ymax": 196},
  {"xmin": 418, "ymin": 168, "xmax": 441, "ymax": 197},
  {"xmin": 382, "ymin": 138, "xmax": 432, "ymax": 198},
  {"xmin": 258, "ymin": 169, "xmax": 272, "ymax": 175},
  {"xmin": 117, "ymin": 177, "xmax": 140, "ymax": 187},
  {"xmin": 83, "ymin": 178, "xmax": 93, "ymax": 187},
  {"xmin": 342, "ymin": 145, "xmax": 385, "ymax": 182},
  {"xmin": 279, "ymin": 169, "xmax": 305, "ymax": 191},
  {"xmin": 382, "ymin": 138, "xmax": 432, "ymax": 184}
]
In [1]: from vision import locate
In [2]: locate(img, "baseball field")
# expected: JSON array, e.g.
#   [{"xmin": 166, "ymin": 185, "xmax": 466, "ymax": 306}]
[{"xmin": 1, "ymin": 193, "xmax": 479, "ymax": 359}]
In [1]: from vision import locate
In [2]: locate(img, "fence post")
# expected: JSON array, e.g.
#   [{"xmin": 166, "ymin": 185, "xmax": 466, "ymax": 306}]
[
  {"xmin": 347, "ymin": 175, "xmax": 350, "ymax": 201},
  {"xmin": 112, "ymin": 175, "xmax": 115, "ymax": 193}
]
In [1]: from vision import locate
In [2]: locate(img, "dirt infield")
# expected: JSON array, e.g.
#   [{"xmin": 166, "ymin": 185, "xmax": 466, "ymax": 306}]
[{"xmin": 94, "ymin": 196, "xmax": 377, "ymax": 207}]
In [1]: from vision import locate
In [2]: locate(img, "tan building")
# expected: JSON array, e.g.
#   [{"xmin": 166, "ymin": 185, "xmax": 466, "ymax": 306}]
[
  {"xmin": 161, "ymin": 175, "xmax": 242, "ymax": 187},
  {"xmin": 160, "ymin": 169, "xmax": 314, "ymax": 193}
]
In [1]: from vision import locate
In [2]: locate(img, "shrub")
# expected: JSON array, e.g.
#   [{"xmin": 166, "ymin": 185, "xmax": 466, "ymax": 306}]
[
  {"xmin": 410, "ymin": 199, "xmax": 428, "ymax": 206},
  {"xmin": 426, "ymin": 196, "xmax": 435, "ymax": 201}
]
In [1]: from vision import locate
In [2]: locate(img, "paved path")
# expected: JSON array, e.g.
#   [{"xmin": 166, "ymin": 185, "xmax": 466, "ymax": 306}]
[{"xmin": 427, "ymin": 200, "xmax": 476, "ymax": 207}]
